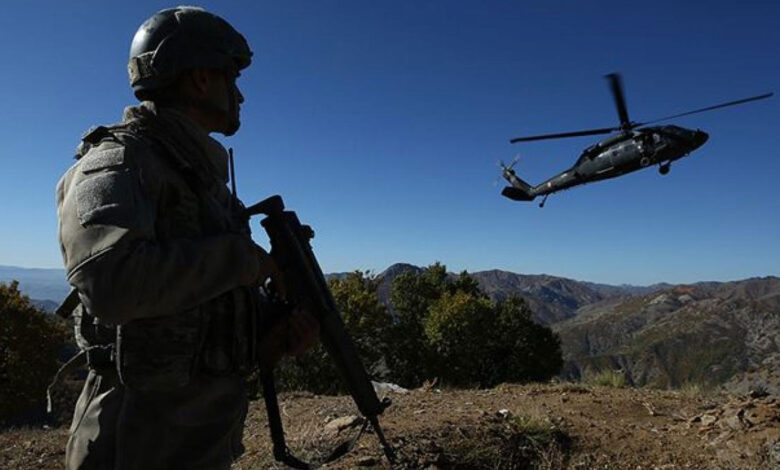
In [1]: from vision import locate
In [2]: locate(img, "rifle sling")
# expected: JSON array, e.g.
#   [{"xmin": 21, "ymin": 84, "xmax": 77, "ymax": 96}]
[
  {"xmin": 260, "ymin": 370, "xmax": 369, "ymax": 469},
  {"xmin": 55, "ymin": 288, "xmax": 81, "ymax": 319}
]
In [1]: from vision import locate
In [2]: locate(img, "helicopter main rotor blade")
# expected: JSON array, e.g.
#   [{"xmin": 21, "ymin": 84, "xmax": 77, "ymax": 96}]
[
  {"xmin": 606, "ymin": 73, "xmax": 632, "ymax": 129},
  {"xmin": 637, "ymin": 92, "xmax": 773, "ymax": 127},
  {"xmin": 510, "ymin": 126, "xmax": 617, "ymax": 143}
]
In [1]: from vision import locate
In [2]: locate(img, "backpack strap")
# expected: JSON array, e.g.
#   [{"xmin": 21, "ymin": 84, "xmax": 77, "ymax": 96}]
[{"xmin": 55, "ymin": 288, "xmax": 81, "ymax": 319}]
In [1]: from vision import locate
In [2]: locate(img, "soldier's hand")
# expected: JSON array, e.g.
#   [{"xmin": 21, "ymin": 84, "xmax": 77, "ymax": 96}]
[
  {"xmin": 260, "ymin": 311, "xmax": 320, "ymax": 368},
  {"xmin": 254, "ymin": 245, "xmax": 287, "ymax": 299},
  {"xmin": 285, "ymin": 311, "xmax": 320, "ymax": 356}
]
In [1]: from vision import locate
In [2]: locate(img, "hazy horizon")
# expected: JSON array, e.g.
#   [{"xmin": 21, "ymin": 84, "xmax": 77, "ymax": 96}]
[{"xmin": 2, "ymin": 262, "xmax": 777, "ymax": 292}]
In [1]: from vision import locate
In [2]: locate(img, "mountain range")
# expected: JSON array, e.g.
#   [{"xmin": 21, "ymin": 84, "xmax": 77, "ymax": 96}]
[
  {"xmin": 0, "ymin": 265, "xmax": 69, "ymax": 310},
  {"xmin": 368, "ymin": 262, "xmax": 668, "ymax": 324},
  {"xmin": 3, "ymin": 263, "xmax": 777, "ymax": 393}
]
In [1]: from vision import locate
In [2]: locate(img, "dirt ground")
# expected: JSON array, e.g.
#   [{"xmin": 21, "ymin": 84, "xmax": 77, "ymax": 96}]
[{"xmin": 2, "ymin": 383, "xmax": 778, "ymax": 469}]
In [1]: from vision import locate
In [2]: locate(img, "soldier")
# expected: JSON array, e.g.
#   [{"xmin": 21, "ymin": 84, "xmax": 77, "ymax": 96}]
[{"xmin": 55, "ymin": 7, "xmax": 318, "ymax": 469}]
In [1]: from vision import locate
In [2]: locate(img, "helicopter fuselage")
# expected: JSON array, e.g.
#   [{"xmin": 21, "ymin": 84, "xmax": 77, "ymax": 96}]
[{"xmin": 523, "ymin": 125, "xmax": 708, "ymax": 197}]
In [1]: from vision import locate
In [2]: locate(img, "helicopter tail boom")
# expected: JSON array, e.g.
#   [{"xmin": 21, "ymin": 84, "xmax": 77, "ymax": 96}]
[
  {"xmin": 498, "ymin": 157, "xmax": 535, "ymax": 201},
  {"xmin": 500, "ymin": 169, "xmax": 535, "ymax": 201}
]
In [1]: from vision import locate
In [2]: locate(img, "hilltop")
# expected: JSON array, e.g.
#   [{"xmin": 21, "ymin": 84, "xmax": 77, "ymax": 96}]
[{"xmin": 3, "ymin": 383, "xmax": 778, "ymax": 469}]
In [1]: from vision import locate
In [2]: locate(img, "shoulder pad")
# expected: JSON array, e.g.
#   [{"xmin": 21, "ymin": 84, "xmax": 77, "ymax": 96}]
[
  {"xmin": 80, "ymin": 145, "xmax": 126, "ymax": 174},
  {"xmin": 81, "ymin": 126, "xmax": 112, "ymax": 144}
]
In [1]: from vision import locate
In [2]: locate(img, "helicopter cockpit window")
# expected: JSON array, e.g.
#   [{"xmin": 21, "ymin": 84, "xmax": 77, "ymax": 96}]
[{"xmin": 663, "ymin": 125, "xmax": 687, "ymax": 137}]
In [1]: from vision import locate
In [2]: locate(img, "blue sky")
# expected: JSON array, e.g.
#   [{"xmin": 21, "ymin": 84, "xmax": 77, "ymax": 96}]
[{"xmin": 0, "ymin": 0, "xmax": 777, "ymax": 285}]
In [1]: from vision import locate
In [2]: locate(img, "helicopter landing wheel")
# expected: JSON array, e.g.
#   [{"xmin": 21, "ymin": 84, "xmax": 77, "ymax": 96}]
[
  {"xmin": 659, "ymin": 163, "xmax": 670, "ymax": 175},
  {"xmin": 640, "ymin": 156, "xmax": 651, "ymax": 167}
]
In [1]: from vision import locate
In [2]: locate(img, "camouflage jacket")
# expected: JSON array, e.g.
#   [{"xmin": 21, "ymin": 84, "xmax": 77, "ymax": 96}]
[{"xmin": 56, "ymin": 102, "xmax": 261, "ymax": 391}]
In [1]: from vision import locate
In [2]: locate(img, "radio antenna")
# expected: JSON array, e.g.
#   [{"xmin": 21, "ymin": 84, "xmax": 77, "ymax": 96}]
[{"xmin": 229, "ymin": 148, "xmax": 237, "ymax": 197}]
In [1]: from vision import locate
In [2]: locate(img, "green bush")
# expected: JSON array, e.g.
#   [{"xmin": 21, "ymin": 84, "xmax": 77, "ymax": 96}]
[
  {"xmin": 392, "ymin": 264, "xmax": 563, "ymax": 388},
  {"xmin": 425, "ymin": 292, "xmax": 495, "ymax": 386},
  {"xmin": 492, "ymin": 296, "xmax": 564, "ymax": 384},
  {"xmin": 329, "ymin": 271, "xmax": 393, "ymax": 371},
  {"xmin": 0, "ymin": 281, "xmax": 68, "ymax": 424},
  {"xmin": 385, "ymin": 263, "xmax": 450, "ymax": 387}
]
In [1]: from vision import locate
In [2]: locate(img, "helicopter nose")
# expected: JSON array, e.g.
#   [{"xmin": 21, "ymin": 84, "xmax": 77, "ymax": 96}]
[{"xmin": 693, "ymin": 130, "xmax": 709, "ymax": 148}]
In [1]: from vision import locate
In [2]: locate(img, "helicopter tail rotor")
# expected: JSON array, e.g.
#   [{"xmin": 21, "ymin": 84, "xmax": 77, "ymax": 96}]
[{"xmin": 497, "ymin": 154, "xmax": 521, "ymax": 172}]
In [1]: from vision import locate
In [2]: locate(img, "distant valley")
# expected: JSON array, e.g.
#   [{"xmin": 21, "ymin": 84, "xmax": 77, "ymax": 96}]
[{"xmin": 0, "ymin": 265, "xmax": 69, "ymax": 310}]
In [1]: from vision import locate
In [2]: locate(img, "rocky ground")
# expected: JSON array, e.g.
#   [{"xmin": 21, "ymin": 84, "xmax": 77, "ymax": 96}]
[{"xmin": 1, "ymin": 383, "xmax": 778, "ymax": 469}]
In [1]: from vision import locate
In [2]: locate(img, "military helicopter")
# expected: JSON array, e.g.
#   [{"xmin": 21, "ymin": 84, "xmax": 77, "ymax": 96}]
[{"xmin": 500, "ymin": 73, "xmax": 772, "ymax": 207}]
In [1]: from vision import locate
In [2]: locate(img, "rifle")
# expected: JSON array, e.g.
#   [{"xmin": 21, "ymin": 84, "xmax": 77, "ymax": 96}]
[{"xmin": 245, "ymin": 195, "xmax": 395, "ymax": 469}]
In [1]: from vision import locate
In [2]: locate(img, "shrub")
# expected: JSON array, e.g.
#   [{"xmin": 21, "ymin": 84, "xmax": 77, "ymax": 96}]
[
  {"xmin": 0, "ymin": 281, "xmax": 68, "ymax": 424},
  {"xmin": 425, "ymin": 291, "xmax": 495, "ymax": 386},
  {"xmin": 385, "ymin": 264, "xmax": 448, "ymax": 387},
  {"xmin": 329, "ymin": 270, "xmax": 393, "ymax": 372},
  {"xmin": 391, "ymin": 264, "xmax": 563, "ymax": 388},
  {"xmin": 493, "ymin": 296, "xmax": 563, "ymax": 384}
]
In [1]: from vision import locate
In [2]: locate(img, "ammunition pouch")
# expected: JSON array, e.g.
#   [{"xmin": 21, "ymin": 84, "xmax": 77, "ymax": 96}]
[
  {"xmin": 116, "ymin": 307, "xmax": 204, "ymax": 392},
  {"xmin": 115, "ymin": 287, "xmax": 258, "ymax": 393}
]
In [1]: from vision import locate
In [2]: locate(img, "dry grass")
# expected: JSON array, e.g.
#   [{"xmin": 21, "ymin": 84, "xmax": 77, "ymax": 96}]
[
  {"xmin": 428, "ymin": 414, "xmax": 571, "ymax": 470},
  {"xmin": 586, "ymin": 369, "xmax": 626, "ymax": 388}
]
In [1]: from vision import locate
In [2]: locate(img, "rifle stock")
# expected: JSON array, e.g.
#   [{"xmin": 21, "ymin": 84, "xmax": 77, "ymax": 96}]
[{"xmin": 245, "ymin": 195, "xmax": 394, "ymax": 468}]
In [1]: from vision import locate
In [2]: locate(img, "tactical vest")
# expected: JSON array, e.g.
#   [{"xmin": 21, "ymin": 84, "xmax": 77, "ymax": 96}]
[{"xmin": 60, "ymin": 123, "xmax": 258, "ymax": 393}]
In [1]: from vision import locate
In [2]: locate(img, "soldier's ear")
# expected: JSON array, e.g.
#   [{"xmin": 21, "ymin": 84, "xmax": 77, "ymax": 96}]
[{"xmin": 187, "ymin": 68, "xmax": 213, "ymax": 96}]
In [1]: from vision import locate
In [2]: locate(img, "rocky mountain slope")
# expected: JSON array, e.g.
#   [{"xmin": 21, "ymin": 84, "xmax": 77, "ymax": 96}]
[{"xmin": 554, "ymin": 277, "xmax": 780, "ymax": 393}]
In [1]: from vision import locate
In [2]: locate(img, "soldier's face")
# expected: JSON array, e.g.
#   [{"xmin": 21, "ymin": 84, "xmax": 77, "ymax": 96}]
[
  {"xmin": 219, "ymin": 69, "xmax": 244, "ymax": 136},
  {"xmin": 185, "ymin": 67, "xmax": 244, "ymax": 136},
  {"xmin": 208, "ymin": 68, "xmax": 243, "ymax": 136}
]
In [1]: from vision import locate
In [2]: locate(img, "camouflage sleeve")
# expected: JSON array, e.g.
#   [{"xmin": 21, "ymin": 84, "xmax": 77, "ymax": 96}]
[{"xmin": 56, "ymin": 139, "xmax": 261, "ymax": 325}]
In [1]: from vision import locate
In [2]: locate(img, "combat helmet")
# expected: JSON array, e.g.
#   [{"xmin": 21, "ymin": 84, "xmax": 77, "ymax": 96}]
[{"xmin": 128, "ymin": 6, "xmax": 252, "ymax": 99}]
